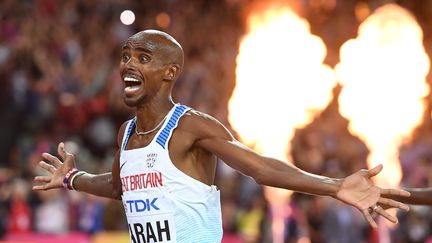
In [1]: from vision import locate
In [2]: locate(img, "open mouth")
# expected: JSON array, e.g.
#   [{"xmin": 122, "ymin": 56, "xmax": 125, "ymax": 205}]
[
  {"xmin": 123, "ymin": 76, "xmax": 143, "ymax": 94},
  {"xmin": 124, "ymin": 76, "xmax": 142, "ymax": 87}
]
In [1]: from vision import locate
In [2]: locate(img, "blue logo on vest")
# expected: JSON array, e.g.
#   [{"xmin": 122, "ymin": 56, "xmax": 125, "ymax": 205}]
[{"xmin": 126, "ymin": 198, "xmax": 160, "ymax": 213}]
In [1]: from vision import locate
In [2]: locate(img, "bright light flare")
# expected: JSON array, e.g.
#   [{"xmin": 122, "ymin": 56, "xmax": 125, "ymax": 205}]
[
  {"xmin": 120, "ymin": 10, "xmax": 135, "ymax": 25},
  {"xmin": 335, "ymin": 4, "xmax": 430, "ymax": 186}
]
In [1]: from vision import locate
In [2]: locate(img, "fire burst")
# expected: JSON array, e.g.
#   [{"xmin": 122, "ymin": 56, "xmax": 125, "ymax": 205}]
[
  {"xmin": 335, "ymin": 4, "xmax": 430, "ymax": 186},
  {"xmin": 228, "ymin": 3, "xmax": 336, "ymax": 242},
  {"xmin": 229, "ymin": 6, "xmax": 336, "ymax": 161}
]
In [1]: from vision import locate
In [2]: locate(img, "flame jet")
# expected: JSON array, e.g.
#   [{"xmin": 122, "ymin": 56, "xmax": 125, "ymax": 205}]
[
  {"xmin": 228, "ymin": 3, "xmax": 336, "ymax": 242},
  {"xmin": 335, "ymin": 4, "xmax": 430, "ymax": 187}
]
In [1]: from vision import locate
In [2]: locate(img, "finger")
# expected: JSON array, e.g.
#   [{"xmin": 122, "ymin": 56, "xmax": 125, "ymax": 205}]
[
  {"xmin": 39, "ymin": 161, "xmax": 56, "ymax": 174},
  {"xmin": 32, "ymin": 185, "xmax": 44, "ymax": 191},
  {"xmin": 362, "ymin": 208, "xmax": 378, "ymax": 228},
  {"xmin": 58, "ymin": 142, "xmax": 67, "ymax": 161},
  {"xmin": 32, "ymin": 184, "xmax": 50, "ymax": 191},
  {"xmin": 381, "ymin": 188, "xmax": 410, "ymax": 197},
  {"xmin": 367, "ymin": 164, "xmax": 383, "ymax": 178},
  {"xmin": 375, "ymin": 206, "xmax": 398, "ymax": 224},
  {"xmin": 42, "ymin": 153, "xmax": 63, "ymax": 167},
  {"xmin": 378, "ymin": 197, "xmax": 410, "ymax": 211},
  {"xmin": 34, "ymin": 176, "xmax": 51, "ymax": 183}
]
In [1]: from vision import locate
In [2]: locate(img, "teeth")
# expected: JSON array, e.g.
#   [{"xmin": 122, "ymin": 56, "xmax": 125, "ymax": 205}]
[
  {"xmin": 125, "ymin": 86, "xmax": 140, "ymax": 92},
  {"xmin": 124, "ymin": 77, "xmax": 140, "ymax": 82}
]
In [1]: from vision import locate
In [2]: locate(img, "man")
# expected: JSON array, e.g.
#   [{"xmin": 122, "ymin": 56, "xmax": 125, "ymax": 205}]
[{"xmin": 33, "ymin": 29, "xmax": 410, "ymax": 242}]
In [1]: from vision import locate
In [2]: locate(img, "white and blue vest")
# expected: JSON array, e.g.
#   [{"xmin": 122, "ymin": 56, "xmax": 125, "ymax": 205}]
[{"xmin": 120, "ymin": 104, "xmax": 222, "ymax": 243}]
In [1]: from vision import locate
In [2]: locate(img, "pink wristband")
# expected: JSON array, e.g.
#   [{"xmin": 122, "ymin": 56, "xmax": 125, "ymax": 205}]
[{"xmin": 63, "ymin": 168, "xmax": 79, "ymax": 190}]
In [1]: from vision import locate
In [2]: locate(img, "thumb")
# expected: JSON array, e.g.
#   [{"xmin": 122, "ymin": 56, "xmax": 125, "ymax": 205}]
[
  {"xmin": 57, "ymin": 142, "xmax": 67, "ymax": 161},
  {"xmin": 367, "ymin": 164, "xmax": 383, "ymax": 178}
]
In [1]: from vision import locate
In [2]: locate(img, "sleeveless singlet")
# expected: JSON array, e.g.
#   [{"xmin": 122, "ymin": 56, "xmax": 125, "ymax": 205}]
[{"xmin": 119, "ymin": 104, "xmax": 223, "ymax": 243}]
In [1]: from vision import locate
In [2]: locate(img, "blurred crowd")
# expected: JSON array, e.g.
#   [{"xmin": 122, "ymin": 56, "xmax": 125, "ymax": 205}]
[{"xmin": 1, "ymin": 0, "xmax": 432, "ymax": 242}]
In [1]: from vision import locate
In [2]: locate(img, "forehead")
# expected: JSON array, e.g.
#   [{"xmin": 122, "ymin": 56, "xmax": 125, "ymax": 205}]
[{"xmin": 124, "ymin": 35, "xmax": 157, "ymax": 51}]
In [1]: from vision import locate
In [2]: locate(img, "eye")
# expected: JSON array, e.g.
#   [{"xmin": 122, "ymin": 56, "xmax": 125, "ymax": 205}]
[
  {"xmin": 121, "ymin": 53, "xmax": 130, "ymax": 63},
  {"xmin": 139, "ymin": 55, "xmax": 149, "ymax": 63}
]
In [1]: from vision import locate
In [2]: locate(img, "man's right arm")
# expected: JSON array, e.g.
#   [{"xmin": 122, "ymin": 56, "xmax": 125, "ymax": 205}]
[
  {"xmin": 33, "ymin": 122, "xmax": 127, "ymax": 200},
  {"xmin": 72, "ymin": 150, "xmax": 122, "ymax": 199}
]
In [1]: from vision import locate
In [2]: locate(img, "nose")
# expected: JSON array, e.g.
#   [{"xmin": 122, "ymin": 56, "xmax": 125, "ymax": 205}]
[{"xmin": 121, "ymin": 58, "xmax": 139, "ymax": 75}]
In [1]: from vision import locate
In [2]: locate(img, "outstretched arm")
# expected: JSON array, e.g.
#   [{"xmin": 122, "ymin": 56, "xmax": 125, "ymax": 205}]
[
  {"xmin": 382, "ymin": 187, "xmax": 432, "ymax": 205},
  {"xmin": 33, "ymin": 123, "xmax": 126, "ymax": 200},
  {"xmin": 189, "ymin": 111, "xmax": 410, "ymax": 228}
]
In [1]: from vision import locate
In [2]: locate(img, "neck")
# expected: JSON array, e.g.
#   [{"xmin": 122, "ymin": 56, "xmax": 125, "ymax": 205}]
[{"xmin": 135, "ymin": 97, "xmax": 175, "ymax": 131}]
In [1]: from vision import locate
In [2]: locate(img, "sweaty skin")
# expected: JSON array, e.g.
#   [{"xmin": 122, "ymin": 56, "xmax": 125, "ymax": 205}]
[{"xmin": 34, "ymin": 29, "xmax": 411, "ymax": 229}]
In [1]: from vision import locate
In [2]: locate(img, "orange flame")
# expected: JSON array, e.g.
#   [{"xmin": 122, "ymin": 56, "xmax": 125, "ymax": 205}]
[
  {"xmin": 229, "ymin": 5, "xmax": 336, "ymax": 161},
  {"xmin": 335, "ymin": 4, "xmax": 430, "ymax": 186},
  {"xmin": 229, "ymin": 3, "xmax": 336, "ymax": 242}
]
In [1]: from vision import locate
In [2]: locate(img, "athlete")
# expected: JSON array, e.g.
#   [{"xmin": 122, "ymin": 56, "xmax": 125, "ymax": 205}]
[{"xmin": 33, "ymin": 29, "xmax": 410, "ymax": 242}]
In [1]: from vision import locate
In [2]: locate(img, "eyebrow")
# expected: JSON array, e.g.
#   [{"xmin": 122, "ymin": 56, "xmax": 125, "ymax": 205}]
[{"xmin": 121, "ymin": 45, "xmax": 153, "ymax": 53}]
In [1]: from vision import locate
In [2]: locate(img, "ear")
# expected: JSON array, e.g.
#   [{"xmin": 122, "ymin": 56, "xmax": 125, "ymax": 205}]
[{"xmin": 164, "ymin": 64, "xmax": 180, "ymax": 81}]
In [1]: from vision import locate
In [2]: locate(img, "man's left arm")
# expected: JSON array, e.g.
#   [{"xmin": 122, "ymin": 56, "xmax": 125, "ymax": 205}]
[{"xmin": 190, "ymin": 112, "xmax": 410, "ymax": 228}]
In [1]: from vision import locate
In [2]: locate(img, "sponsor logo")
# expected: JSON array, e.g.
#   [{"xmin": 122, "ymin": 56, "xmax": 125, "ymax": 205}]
[
  {"xmin": 120, "ymin": 161, "xmax": 127, "ymax": 171},
  {"xmin": 125, "ymin": 198, "xmax": 160, "ymax": 213}
]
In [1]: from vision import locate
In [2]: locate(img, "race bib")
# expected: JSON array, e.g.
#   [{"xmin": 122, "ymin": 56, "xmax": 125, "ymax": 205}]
[{"xmin": 123, "ymin": 193, "xmax": 176, "ymax": 243}]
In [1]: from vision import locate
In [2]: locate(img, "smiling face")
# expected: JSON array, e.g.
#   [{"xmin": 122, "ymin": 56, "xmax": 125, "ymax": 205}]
[{"xmin": 119, "ymin": 30, "xmax": 183, "ymax": 107}]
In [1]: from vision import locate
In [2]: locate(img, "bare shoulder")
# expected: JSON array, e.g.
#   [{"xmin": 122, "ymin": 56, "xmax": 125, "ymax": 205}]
[
  {"xmin": 116, "ymin": 120, "xmax": 130, "ymax": 147},
  {"xmin": 178, "ymin": 109, "xmax": 234, "ymax": 142}
]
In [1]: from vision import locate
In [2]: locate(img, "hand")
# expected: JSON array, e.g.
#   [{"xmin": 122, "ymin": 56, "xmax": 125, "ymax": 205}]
[
  {"xmin": 33, "ymin": 142, "xmax": 77, "ymax": 191},
  {"xmin": 335, "ymin": 164, "xmax": 410, "ymax": 228}
]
